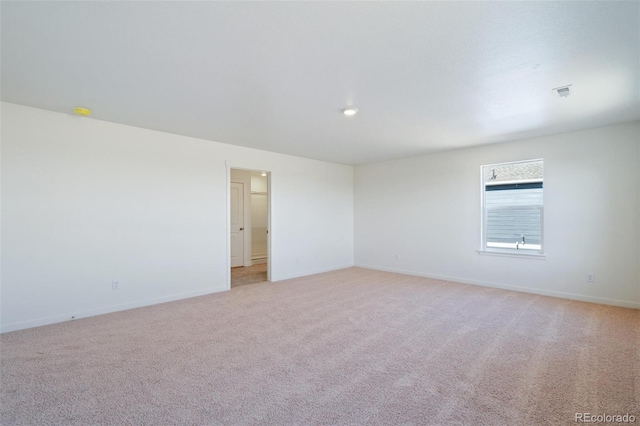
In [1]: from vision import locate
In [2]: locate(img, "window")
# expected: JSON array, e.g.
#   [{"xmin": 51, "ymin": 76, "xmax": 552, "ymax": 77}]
[{"xmin": 481, "ymin": 159, "xmax": 543, "ymax": 255}]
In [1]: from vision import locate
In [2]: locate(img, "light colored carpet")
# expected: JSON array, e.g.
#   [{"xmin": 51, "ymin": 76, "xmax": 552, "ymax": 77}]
[
  {"xmin": 1, "ymin": 267, "xmax": 638, "ymax": 425},
  {"xmin": 231, "ymin": 263, "xmax": 268, "ymax": 288}
]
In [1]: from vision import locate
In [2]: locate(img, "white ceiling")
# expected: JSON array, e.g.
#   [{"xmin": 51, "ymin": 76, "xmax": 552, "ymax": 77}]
[{"xmin": 2, "ymin": 2, "xmax": 638, "ymax": 165}]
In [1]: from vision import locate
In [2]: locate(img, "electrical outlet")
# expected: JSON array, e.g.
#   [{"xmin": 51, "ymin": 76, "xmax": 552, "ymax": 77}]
[
  {"xmin": 112, "ymin": 280, "xmax": 120, "ymax": 290},
  {"xmin": 586, "ymin": 273, "xmax": 595, "ymax": 283}
]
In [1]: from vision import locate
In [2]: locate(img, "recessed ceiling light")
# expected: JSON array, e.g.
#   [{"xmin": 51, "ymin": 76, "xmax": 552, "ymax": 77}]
[
  {"xmin": 261, "ymin": 172, "xmax": 267, "ymax": 177},
  {"xmin": 342, "ymin": 107, "xmax": 358, "ymax": 116},
  {"xmin": 72, "ymin": 107, "xmax": 92, "ymax": 116}
]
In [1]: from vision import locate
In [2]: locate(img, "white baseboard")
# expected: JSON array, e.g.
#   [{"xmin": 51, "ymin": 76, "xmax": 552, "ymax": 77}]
[
  {"xmin": 355, "ymin": 263, "xmax": 640, "ymax": 310},
  {"xmin": 273, "ymin": 264, "xmax": 354, "ymax": 282},
  {"xmin": 1, "ymin": 286, "xmax": 228, "ymax": 334},
  {"xmin": 2, "ymin": 264, "xmax": 354, "ymax": 333}
]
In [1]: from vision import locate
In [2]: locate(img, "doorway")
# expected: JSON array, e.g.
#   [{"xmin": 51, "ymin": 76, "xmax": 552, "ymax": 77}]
[{"xmin": 229, "ymin": 168, "xmax": 270, "ymax": 288}]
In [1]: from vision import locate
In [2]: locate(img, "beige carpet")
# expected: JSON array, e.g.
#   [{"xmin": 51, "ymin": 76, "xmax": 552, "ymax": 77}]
[
  {"xmin": 231, "ymin": 263, "xmax": 268, "ymax": 288},
  {"xmin": 1, "ymin": 267, "xmax": 638, "ymax": 425}
]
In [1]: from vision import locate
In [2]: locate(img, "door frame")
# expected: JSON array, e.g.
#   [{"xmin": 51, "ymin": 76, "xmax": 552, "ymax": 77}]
[{"xmin": 226, "ymin": 162, "xmax": 272, "ymax": 290}]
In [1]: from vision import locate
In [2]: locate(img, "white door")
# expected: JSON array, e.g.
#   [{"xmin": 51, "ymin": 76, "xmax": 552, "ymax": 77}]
[{"xmin": 230, "ymin": 182, "xmax": 244, "ymax": 267}]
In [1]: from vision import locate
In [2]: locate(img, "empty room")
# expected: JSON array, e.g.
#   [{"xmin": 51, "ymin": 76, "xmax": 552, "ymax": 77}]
[{"xmin": 1, "ymin": 2, "xmax": 638, "ymax": 425}]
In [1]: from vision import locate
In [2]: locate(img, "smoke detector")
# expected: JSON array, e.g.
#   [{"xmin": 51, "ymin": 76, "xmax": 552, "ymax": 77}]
[{"xmin": 552, "ymin": 85, "xmax": 573, "ymax": 98}]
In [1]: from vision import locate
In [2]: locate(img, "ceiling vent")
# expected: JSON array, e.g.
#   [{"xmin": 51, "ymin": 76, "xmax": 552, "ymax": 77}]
[{"xmin": 552, "ymin": 85, "xmax": 573, "ymax": 98}]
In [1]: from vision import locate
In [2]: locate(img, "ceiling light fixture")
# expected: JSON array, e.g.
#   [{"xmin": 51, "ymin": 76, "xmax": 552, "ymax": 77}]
[
  {"xmin": 72, "ymin": 107, "xmax": 92, "ymax": 116},
  {"xmin": 342, "ymin": 107, "xmax": 358, "ymax": 116},
  {"xmin": 261, "ymin": 172, "xmax": 267, "ymax": 177}
]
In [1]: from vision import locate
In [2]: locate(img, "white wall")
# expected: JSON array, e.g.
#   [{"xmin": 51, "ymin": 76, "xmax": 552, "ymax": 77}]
[
  {"xmin": 1, "ymin": 102, "xmax": 354, "ymax": 332},
  {"xmin": 355, "ymin": 122, "xmax": 640, "ymax": 308},
  {"xmin": 251, "ymin": 175, "xmax": 268, "ymax": 193},
  {"xmin": 250, "ymin": 175, "xmax": 268, "ymax": 260}
]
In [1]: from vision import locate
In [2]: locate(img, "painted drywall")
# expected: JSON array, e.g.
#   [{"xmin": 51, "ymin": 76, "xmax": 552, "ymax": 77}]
[
  {"xmin": 355, "ymin": 122, "xmax": 640, "ymax": 308},
  {"xmin": 1, "ymin": 102, "xmax": 354, "ymax": 332},
  {"xmin": 251, "ymin": 175, "xmax": 267, "ymax": 193},
  {"xmin": 250, "ymin": 175, "xmax": 268, "ymax": 260}
]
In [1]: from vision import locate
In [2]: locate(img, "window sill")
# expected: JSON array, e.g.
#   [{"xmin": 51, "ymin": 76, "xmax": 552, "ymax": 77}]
[{"xmin": 477, "ymin": 249, "xmax": 546, "ymax": 260}]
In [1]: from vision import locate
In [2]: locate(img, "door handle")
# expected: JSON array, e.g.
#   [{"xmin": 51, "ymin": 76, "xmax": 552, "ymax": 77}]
[{"xmin": 239, "ymin": 228, "xmax": 244, "ymax": 231}]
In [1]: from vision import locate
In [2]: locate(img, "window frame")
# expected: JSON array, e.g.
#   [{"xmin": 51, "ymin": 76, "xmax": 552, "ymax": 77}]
[{"xmin": 479, "ymin": 159, "xmax": 545, "ymax": 258}]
